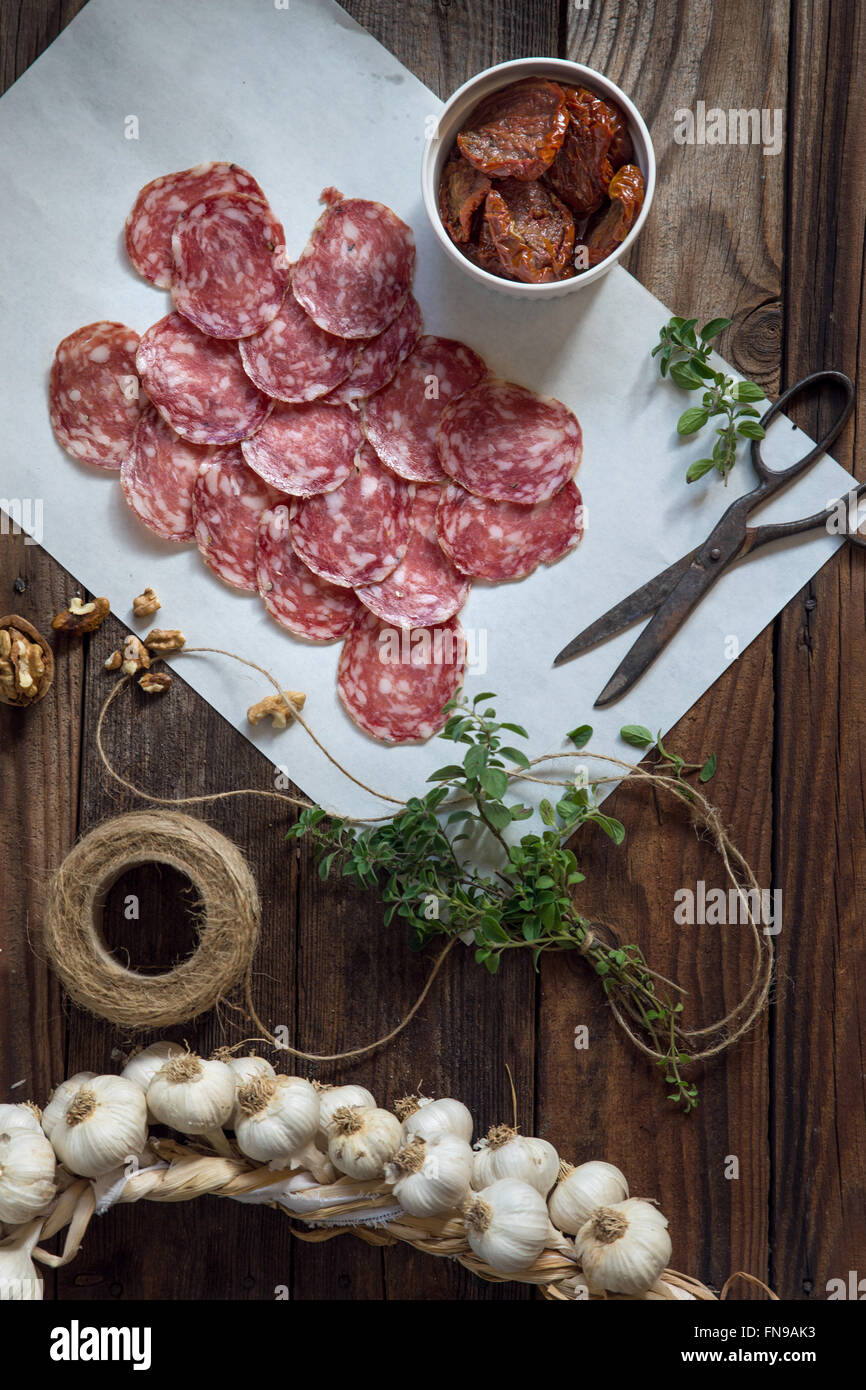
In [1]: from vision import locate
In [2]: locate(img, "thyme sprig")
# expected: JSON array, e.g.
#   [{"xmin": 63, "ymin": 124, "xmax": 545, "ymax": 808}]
[
  {"xmin": 288, "ymin": 693, "xmax": 716, "ymax": 1113},
  {"xmin": 652, "ymin": 315, "xmax": 766, "ymax": 484}
]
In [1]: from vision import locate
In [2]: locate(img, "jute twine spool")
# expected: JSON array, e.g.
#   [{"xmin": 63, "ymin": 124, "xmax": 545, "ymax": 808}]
[{"xmin": 42, "ymin": 811, "xmax": 260, "ymax": 1029}]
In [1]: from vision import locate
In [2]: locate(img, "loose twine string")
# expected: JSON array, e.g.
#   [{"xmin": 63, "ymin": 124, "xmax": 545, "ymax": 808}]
[
  {"xmin": 78, "ymin": 647, "xmax": 773, "ymax": 1068},
  {"xmin": 25, "ymin": 1143, "xmax": 777, "ymax": 1301}
]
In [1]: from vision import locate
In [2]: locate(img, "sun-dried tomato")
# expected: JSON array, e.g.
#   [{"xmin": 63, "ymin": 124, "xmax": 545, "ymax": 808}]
[
  {"xmin": 545, "ymin": 86, "xmax": 616, "ymax": 215},
  {"xmin": 483, "ymin": 179, "xmax": 575, "ymax": 284},
  {"xmin": 581, "ymin": 163, "xmax": 646, "ymax": 266},
  {"xmin": 438, "ymin": 155, "xmax": 492, "ymax": 243},
  {"xmin": 602, "ymin": 97, "xmax": 634, "ymax": 169},
  {"xmin": 457, "ymin": 78, "xmax": 569, "ymax": 181}
]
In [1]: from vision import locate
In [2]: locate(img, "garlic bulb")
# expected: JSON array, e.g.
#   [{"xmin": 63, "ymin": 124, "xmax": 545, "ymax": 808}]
[
  {"xmin": 234, "ymin": 1075, "xmax": 319, "ymax": 1164},
  {"xmin": 0, "ymin": 1121, "xmax": 56, "ymax": 1223},
  {"xmin": 472, "ymin": 1126, "xmax": 559, "ymax": 1197},
  {"xmin": 464, "ymin": 1178, "xmax": 550, "ymax": 1274},
  {"xmin": 0, "ymin": 1220, "xmax": 43, "ymax": 1300},
  {"xmin": 226, "ymin": 1056, "xmax": 276, "ymax": 1126},
  {"xmin": 316, "ymin": 1084, "xmax": 376, "ymax": 1138},
  {"xmin": 548, "ymin": 1160, "xmax": 629, "ymax": 1235},
  {"xmin": 575, "ymin": 1198, "xmax": 672, "ymax": 1295},
  {"xmin": 399, "ymin": 1096, "xmax": 473, "ymax": 1146},
  {"xmin": 328, "ymin": 1106, "xmax": 402, "ymax": 1180},
  {"xmin": 146, "ymin": 1054, "xmax": 235, "ymax": 1154},
  {"xmin": 0, "ymin": 1103, "xmax": 42, "ymax": 1136},
  {"xmin": 121, "ymin": 1041, "xmax": 185, "ymax": 1097},
  {"xmin": 43, "ymin": 1074, "xmax": 147, "ymax": 1179},
  {"xmin": 385, "ymin": 1133, "xmax": 473, "ymax": 1217}
]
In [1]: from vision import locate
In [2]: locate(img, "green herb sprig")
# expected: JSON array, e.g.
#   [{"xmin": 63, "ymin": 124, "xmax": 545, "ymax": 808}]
[
  {"xmin": 652, "ymin": 316, "xmax": 766, "ymax": 484},
  {"xmin": 288, "ymin": 693, "xmax": 716, "ymax": 1113}
]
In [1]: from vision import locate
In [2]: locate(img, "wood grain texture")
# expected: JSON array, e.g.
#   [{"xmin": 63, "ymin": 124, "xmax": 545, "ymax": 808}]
[
  {"xmin": 770, "ymin": 0, "xmax": 866, "ymax": 1301},
  {"xmin": 1, "ymin": 0, "xmax": 864, "ymax": 1302}
]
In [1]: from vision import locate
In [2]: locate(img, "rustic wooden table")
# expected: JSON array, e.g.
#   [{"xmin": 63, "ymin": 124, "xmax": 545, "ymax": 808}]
[{"xmin": 2, "ymin": 0, "xmax": 864, "ymax": 1302}]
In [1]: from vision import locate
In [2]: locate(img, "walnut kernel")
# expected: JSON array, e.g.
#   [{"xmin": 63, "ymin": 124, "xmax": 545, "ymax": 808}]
[
  {"xmin": 139, "ymin": 671, "xmax": 173, "ymax": 695},
  {"xmin": 104, "ymin": 650, "xmax": 122, "ymax": 671},
  {"xmin": 132, "ymin": 587, "xmax": 161, "ymax": 618},
  {"xmin": 247, "ymin": 690, "xmax": 307, "ymax": 730},
  {"xmin": 144, "ymin": 628, "xmax": 186, "ymax": 654},
  {"xmin": 121, "ymin": 635, "xmax": 151, "ymax": 676}
]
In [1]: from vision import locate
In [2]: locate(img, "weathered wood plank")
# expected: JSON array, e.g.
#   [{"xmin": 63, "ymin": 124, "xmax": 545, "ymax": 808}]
[
  {"xmin": 0, "ymin": 537, "xmax": 85, "ymax": 1301},
  {"xmin": 770, "ymin": 0, "xmax": 866, "ymax": 1302},
  {"xmin": 539, "ymin": 0, "xmax": 788, "ymax": 1297}
]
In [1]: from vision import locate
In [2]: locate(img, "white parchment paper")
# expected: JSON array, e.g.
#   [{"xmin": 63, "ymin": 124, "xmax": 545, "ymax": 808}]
[{"xmin": 0, "ymin": 0, "xmax": 852, "ymax": 818}]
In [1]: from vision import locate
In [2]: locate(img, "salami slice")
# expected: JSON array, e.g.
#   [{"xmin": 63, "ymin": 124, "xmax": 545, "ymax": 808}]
[
  {"xmin": 457, "ymin": 78, "xmax": 569, "ymax": 181},
  {"xmin": 171, "ymin": 192, "xmax": 289, "ymax": 338},
  {"xmin": 436, "ymin": 480, "xmax": 584, "ymax": 580},
  {"xmin": 125, "ymin": 162, "xmax": 266, "ymax": 289},
  {"xmin": 136, "ymin": 314, "xmax": 272, "ymax": 445},
  {"xmin": 120, "ymin": 406, "xmax": 210, "ymax": 542},
  {"xmin": 437, "ymin": 379, "xmax": 582, "ymax": 505},
  {"xmin": 357, "ymin": 485, "xmax": 471, "ymax": 627},
  {"xmin": 193, "ymin": 448, "xmax": 285, "ymax": 591},
  {"xmin": 338, "ymin": 610, "xmax": 467, "ymax": 744},
  {"xmin": 289, "ymin": 443, "xmax": 412, "ymax": 588},
  {"xmin": 292, "ymin": 196, "xmax": 415, "ymax": 339},
  {"xmin": 363, "ymin": 336, "xmax": 487, "ymax": 483},
  {"xmin": 257, "ymin": 504, "xmax": 361, "ymax": 641},
  {"xmin": 239, "ymin": 279, "xmax": 360, "ymax": 401},
  {"xmin": 241, "ymin": 400, "xmax": 361, "ymax": 497},
  {"xmin": 323, "ymin": 294, "xmax": 423, "ymax": 406},
  {"xmin": 49, "ymin": 321, "xmax": 143, "ymax": 470}
]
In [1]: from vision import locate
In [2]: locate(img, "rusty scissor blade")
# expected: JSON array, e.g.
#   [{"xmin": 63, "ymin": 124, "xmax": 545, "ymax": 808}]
[{"xmin": 552, "ymin": 550, "xmax": 697, "ymax": 668}]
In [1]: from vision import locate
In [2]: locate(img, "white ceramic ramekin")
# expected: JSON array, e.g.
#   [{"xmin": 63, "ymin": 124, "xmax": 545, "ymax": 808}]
[{"xmin": 421, "ymin": 58, "xmax": 656, "ymax": 298}]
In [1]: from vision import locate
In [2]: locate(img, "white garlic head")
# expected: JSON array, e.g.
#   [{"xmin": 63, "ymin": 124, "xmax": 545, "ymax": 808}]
[
  {"xmin": 0, "ymin": 1220, "xmax": 44, "ymax": 1300},
  {"xmin": 0, "ymin": 1119, "xmax": 56, "ymax": 1224},
  {"xmin": 42, "ymin": 1074, "xmax": 147, "ymax": 1179},
  {"xmin": 0, "ymin": 1103, "xmax": 43, "ymax": 1136},
  {"xmin": 399, "ymin": 1095, "xmax": 473, "ymax": 1146},
  {"xmin": 472, "ymin": 1126, "xmax": 559, "ymax": 1197},
  {"xmin": 316, "ymin": 1084, "xmax": 376, "ymax": 1139},
  {"xmin": 385, "ymin": 1133, "xmax": 473, "ymax": 1217},
  {"xmin": 234, "ymin": 1075, "xmax": 320, "ymax": 1165},
  {"xmin": 548, "ymin": 1160, "xmax": 629, "ymax": 1235},
  {"xmin": 146, "ymin": 1054, "xmax": 235, "ymax": 1136},
  {"xmin": 121, "ymin": 1041, "xmax": 186, "ymax": 1095},
  {"xmin": 464, "ymin": 1178, "xmax": 551, "ymax": 1274},
  {"xmin": 575, "ymin": 1198, "xmax": 672, "ymax": 1295},
  {"xmin": 226, "ymin": 1056, "xmax": 277, "ymax": 1126},
  {"xmin": 328, "ymin": 1106, "xmax": 403, "ymax": 1180}
]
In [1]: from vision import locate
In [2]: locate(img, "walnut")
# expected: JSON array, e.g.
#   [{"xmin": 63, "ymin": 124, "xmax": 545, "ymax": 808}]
[
  {"xmin": 144, "ymin": 628, "xmax": 186, "ymax": 654},
  {"xmin": 104, "ymin": 650, "xmax": 122, "ymax": 671},
  {"xmin": 132, "ymin": 587, "xmax": 161, "ymax": 618},
  {"xmin": 247, "ymin": 690, "xmax": 307, "ymax": 729},
  {"xmin": 139, "ymin": 671, "xmax": 172, "ymax": 694},
  {"xmin": 51, "ymin": 595, "xmax": 110, "ymax": 634},
  {"xmin": 121, "ymin": 634, "xmax": 151, "ymax": 676},
  {"xmin": 0, "ymin": 615, "xmax": 54, "ymax": 707}
]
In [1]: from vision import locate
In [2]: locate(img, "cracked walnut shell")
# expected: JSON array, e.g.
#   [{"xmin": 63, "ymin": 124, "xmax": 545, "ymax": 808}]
[
  {"xmin": 51, "ymin": 595, "xmax": 110, "ymax": 634},
  {"xmin": 247, "ymin": 690, "xmax": 307, "ymax": 729},
  {"xmin": 0, "ymin": 615, "xmax": 54, "ymax": 707}
]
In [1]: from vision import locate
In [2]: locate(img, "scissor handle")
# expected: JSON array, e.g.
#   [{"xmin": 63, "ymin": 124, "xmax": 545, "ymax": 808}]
[{"xmin": 751, "ymin": 369, "xmax": 855, "ymax": 488}]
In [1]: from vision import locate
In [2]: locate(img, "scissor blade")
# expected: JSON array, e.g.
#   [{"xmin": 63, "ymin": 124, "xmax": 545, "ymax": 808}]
[
  {"xmin": 594, "ymin": 554, "xmax": 725, "ymax": 706},
  {"xmin": 553, "ymin": 550, "xmax": 697, "ymax": 667}
]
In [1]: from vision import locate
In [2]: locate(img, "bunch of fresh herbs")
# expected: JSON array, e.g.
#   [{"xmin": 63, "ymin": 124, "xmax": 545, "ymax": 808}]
[
  {"xmin": 653, "ymin": 315, "xmax": 766, "ymax": 484},
  {"xmin": 288, "ymin": 693, "xmax": 716, "ymax": 1112}
]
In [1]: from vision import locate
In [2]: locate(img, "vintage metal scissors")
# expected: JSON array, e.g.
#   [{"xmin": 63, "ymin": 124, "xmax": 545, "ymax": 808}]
[{"xmin": 554, "ymin": 370, "xmax": 862, "ymax": 706}]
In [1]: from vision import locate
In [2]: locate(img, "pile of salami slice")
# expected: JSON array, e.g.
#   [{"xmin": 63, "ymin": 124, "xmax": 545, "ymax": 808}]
[{"xmin": 49, "ymin": 163, "xmax": 584, "ymax": 744}]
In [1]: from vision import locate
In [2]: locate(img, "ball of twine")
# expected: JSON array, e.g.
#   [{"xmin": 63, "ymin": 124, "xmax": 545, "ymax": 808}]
[{"xmin": 42, "ymin": 811, "xmax": 260, "ymax": 1029}]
